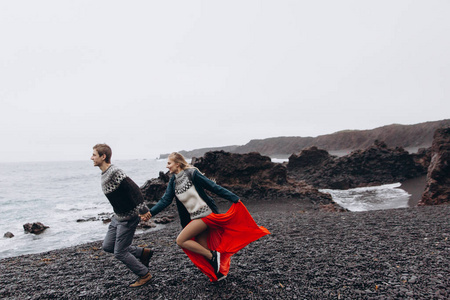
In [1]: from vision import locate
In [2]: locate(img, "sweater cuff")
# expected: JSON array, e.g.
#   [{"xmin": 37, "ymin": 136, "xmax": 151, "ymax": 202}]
[{"xmin": 138, "ymin": 203, "xmax": 149, "ymax": 215}]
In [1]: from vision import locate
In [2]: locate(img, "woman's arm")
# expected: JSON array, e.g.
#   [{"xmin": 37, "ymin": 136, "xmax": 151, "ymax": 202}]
[
  {"xmin": 193, "ymin": 170, "xmax": 240, "ymax": 203},
  {"xmin": 149, "ymin": 176, "xmax": 176, "ymax": 216}
]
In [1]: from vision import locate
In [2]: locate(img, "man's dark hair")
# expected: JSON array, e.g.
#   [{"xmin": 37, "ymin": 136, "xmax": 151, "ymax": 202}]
[{"xmin": 93, "ymin": 143, "xmax": 112, "ymax": 164}]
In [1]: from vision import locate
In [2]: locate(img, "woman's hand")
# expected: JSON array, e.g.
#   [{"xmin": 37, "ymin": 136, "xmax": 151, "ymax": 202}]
[{"xmin": 140, "ymin": 211, "xmax": 152, "ymax": 222}]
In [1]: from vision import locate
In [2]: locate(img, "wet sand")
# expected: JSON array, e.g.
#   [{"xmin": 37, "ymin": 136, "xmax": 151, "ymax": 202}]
[{"xmin": 400, "ymin": 175, "xmax": 427, "ymax": 207}]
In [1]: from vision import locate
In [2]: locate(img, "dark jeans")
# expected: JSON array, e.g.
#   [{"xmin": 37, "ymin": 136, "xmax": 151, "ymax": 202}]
[{"xmin": 102, "ymin": 216, "xmax": 148, "ymax": 277}]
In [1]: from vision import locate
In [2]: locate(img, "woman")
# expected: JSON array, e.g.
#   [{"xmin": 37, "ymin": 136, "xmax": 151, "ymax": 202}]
[{"xmin": 146, "ymin": 152, "xmax": 270, "ymax": 282}]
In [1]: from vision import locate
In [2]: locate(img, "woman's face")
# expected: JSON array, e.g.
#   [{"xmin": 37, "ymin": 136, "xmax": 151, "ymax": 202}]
[{"xmin": 167, "ymin": 157, "xmax": 181, "ymax": 174}]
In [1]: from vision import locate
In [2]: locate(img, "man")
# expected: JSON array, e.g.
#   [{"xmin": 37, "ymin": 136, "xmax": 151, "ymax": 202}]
[{"xmin": 91, "ymin": 143, "xmax": 153, "ymax": 288}]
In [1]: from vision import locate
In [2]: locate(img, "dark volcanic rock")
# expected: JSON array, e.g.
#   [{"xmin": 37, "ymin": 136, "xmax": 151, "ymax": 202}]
[
  {"xmin": 23, "ymin": 222, "xmax": 49, "ymax": 234},
  {"xmin": 141, "ymin": 171, "xmax": 171, "ymax": 202},
  {"xmin": 420, "ymin": 127, "xmax": 450, "ymax": 206},
  {"xmin": 285, "ymin": 146, "xmax": 333, "ymax": 169},
  {"xmin": 141, "ymin": 171, "xmax": 179, "ymax": 219},
  {"xmin": 411, "ymin": 147, "xmax": 432, "ymax": 171},
  {"xmin": 3, "ymin": 232, "xmax": 14, "ymax": 238},
  {"xmin": 192, "ymin": 151, "xmax": 287, "ymax": 186},
  {"xmin": 142, "ymin": 151, "xmax": 334, "ymax": 208},
  {"xmin": 192, "ymin": 151, "xmax": 333, "ymax": 205},
  {"xmin": 288, "ymin": 141, "xmax": 429, "ymax": 189}
]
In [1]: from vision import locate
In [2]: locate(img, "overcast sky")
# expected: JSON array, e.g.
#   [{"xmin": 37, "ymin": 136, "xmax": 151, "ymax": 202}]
[{"xmin": 1, "ymin": 1, "xmax": 449, "ymax": 162}]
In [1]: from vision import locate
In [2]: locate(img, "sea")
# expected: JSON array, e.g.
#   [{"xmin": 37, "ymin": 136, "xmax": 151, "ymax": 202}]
[{"xmin": 0, "ymin": 159, "xmax": 412, "ymax": 260}]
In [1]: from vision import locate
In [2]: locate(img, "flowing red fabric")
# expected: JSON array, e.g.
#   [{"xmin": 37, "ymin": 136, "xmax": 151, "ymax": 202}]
[{"xmin": 182, "ymin": 201, "xmax": 270, "ymax": 282}]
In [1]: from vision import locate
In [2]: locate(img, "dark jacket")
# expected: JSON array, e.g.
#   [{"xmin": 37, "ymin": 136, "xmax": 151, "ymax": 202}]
[{"xmin": 150, "ymin": 168, "xmax": 240, "ymax": 228}]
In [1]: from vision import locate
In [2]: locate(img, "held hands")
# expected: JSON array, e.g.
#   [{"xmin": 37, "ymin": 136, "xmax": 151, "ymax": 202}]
[{"xmin": 140, "ymin": 211, "xmax": 152, "ymax": 222}]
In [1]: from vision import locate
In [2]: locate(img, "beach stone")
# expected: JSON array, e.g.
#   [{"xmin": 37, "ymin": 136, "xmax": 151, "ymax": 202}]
[
  {"xmin": 419, "ymin": 127, "xmax": 450, "ymax": 205},
  {"xmin": 153, "ymin": 215, "xmax": 175, "ymax": 224},
  {"xmin": 23, "ymin": 222, "xmax": 49, "ymax": 234},
  {"xmin": 141, "ymin": 171, "xmax": 170, "ymax": 202},
  {"xmin": 97, "ymin": 212, "xmax": 114, "ymax": 222},
  {"xmin": 137, "ymin": 220, "xmax": 156, "ymax": 229},
  {"xmin": 3, "ymin": 232, "xmax": 14, "ymax": 238}
]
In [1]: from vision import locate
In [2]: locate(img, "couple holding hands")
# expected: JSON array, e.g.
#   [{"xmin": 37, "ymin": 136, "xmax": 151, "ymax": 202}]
[{"xmin": 91, "ymin": 144, "xmax": 270, "ymax": 288}]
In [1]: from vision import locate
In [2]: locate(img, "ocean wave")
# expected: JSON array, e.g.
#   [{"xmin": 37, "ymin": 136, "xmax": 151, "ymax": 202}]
[
  {"xmin": 0, "ymin": 159, "xmax": 167, "ymax": 259},
  {"xmin": 320, "ymin": 183, "xmax": 411, "ymax": 212}
]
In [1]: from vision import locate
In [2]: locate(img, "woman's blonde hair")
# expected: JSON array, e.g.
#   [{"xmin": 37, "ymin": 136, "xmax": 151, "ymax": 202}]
[
  {"xmin": 169, "ymin": 152, "xmax": 201, "ymax": 172},
  {"xmin": 169, "ymin": 152, "xmax": 190, "ymax": 170}
]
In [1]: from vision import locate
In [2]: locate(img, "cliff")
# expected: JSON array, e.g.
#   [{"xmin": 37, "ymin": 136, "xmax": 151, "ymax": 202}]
[
  {"xmin": 161, "ymin": 119, "xmax": 450, "ymax": 158},
  {"xmin": 235, "ymin": 119, "xmax": 450, "ymax": 156},
  {"xmin": 419, "ymin": 127, "xmax": 450, "ymax": 206}
]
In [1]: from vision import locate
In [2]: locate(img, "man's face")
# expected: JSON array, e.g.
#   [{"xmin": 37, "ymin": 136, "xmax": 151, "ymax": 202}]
[{"xmin": 91, "ymin": 149, "xmax": 105, "ymax": 167}]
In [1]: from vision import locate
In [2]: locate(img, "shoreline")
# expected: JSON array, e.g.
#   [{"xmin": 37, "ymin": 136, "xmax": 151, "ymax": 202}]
[
  {"xmin": 1, "ymin": 200, "xmax": 449, "ymax": 299},
  {"xmin": 0, "ymin": 178, "xmax": 427, "ymax": 261}
]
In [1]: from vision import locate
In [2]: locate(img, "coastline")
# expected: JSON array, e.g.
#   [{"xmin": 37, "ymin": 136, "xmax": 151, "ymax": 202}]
[{"xmin": 1, "ymin": 200, "xmax": 449, "ymax": 299}]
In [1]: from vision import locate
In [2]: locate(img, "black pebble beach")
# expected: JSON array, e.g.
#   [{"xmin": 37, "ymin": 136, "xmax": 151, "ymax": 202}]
[{"xmin": 1, "ymin": 200, "xmax": 449, "ymax": 299}]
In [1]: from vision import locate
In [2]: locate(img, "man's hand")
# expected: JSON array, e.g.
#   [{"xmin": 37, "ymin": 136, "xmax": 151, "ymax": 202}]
[{"xmin": 140, "ymin": 212, "xmax": 152, "ymax": 222}]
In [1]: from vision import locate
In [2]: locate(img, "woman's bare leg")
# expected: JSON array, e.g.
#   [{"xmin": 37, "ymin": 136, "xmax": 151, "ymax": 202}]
[
  {"xmin": 176, "ymin": 219, "xmax": 212, "ymax": 259},
  {"xmin": 196, "ymin": 228, "xmax": 209, "ymax": 249}
]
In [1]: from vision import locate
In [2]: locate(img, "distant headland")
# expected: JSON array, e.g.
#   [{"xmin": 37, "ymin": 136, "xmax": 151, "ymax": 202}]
[{"xmin": 159, "ymin": 119, "xmax": 450, "ymax": 159}]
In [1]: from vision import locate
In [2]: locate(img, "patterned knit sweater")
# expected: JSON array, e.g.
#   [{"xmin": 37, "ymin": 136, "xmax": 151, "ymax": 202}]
[
  {"xmin": 101, "ymin": 165, "xmax": 149, "ymax": 221},
  {"xmin": 175, "ymin": 170, "xmax": 212, "ymax": 219}
]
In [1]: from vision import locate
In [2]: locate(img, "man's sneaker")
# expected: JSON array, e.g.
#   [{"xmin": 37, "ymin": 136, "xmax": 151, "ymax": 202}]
[
  {"xmin": 129, "ymin": 272, "xmax": 153, "ymax": 288},
  {"xmin": 140, "ymin": 248, "xmax": 154, "ymax": 267},
  {"xmin": 209, "ymin": 250, "xmax": 221, "ymax": 274},
  {"xmin": 216, "ymin": 272, "xmax": 227, "ymax": 282}
]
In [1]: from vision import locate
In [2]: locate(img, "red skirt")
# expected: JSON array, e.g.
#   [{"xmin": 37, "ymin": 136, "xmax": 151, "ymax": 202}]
[{"xmin": 182, "ymin": 201, "xmax": 270, "ymax": 282}]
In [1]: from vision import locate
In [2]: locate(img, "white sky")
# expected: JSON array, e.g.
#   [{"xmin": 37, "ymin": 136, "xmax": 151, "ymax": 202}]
[{"xmin": 1, "ymin": 1, "xmax": 449, "ymax": 162}]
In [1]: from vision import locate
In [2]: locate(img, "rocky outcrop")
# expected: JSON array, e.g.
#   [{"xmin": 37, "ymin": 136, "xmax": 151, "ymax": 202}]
[
  {"xmin": 419, "ymin": 128, "xmax": 450, "ymax": 206},
  {"xmin": 192, "ymin": 151, "xmax": 287, "ymax": 186},
  {"xmin": 142, "ymin": 151, "xmax": 335, "ymax": 208},
  {"xmin": 3, "ymin": 232, "xmax": 14, "ymax": 238},
  {"xmin": 141, "ymin": 171, "xmax": 170, "ymax": 202},
  {"xmin": 286, "ymin": 146, "xmax": 334, "ymax": 170},
  {"xmin": 191, "ymin": 151, "xmax": 334, "ymax": 205},
  {"xmin": 23, "ymin": 222, "xmax": 49, "ymax": 234},
  {"xmin": 411, "ymin": 147, "xmax": 432, "ymax": 170},
  {"xmin": 140, "ymin": 172, "xmax": 179, "ymax": 221},
  {"xmin": 287, "ymin": 141, "xmax": 429, "ymax": 189}
]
